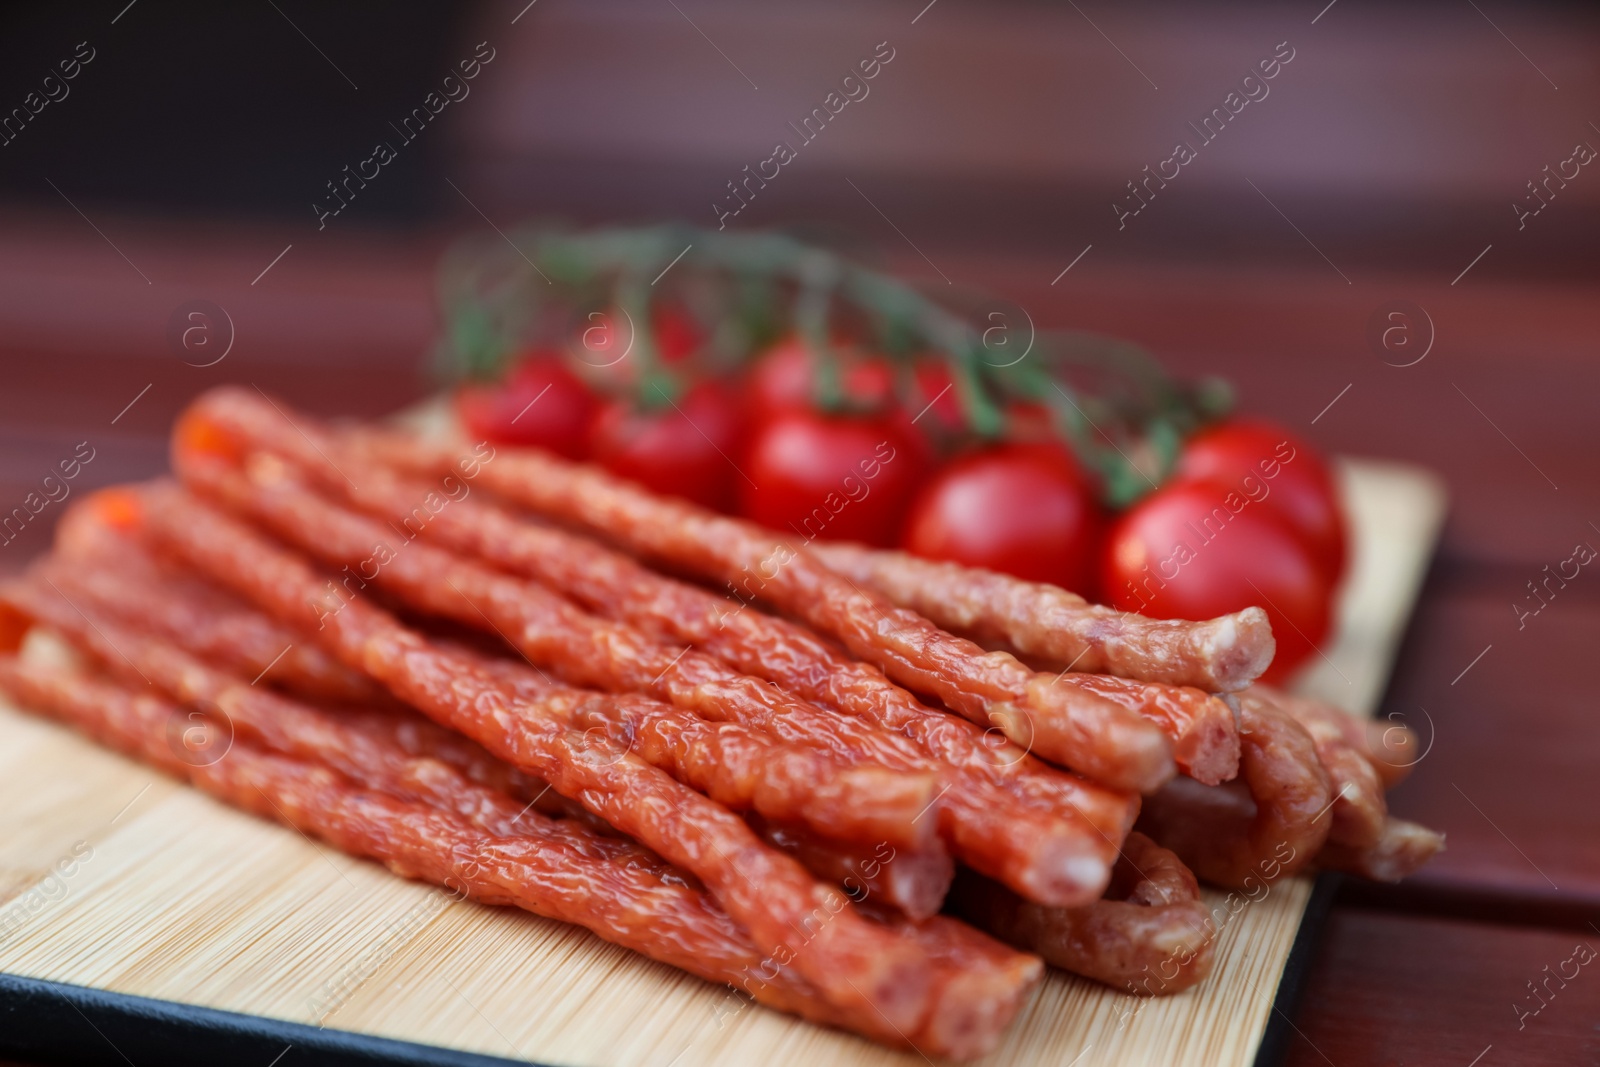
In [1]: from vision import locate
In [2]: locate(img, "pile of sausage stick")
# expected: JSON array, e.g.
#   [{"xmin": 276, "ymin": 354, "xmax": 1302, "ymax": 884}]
[{"xmin": 0, "ymin": 387, "xmax": 1443, "ymax": 1058}]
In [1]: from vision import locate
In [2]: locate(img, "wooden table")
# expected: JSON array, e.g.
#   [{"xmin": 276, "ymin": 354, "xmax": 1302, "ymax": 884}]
[{"xmin": 1, "ymin": 216, "xmax": 1597, "ymax": 1065}]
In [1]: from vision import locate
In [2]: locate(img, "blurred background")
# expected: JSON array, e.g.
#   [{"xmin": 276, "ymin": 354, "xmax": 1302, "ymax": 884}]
[{"xmin": 1, "ymin": 2, "xmax": 1597, "ymax": 1064}]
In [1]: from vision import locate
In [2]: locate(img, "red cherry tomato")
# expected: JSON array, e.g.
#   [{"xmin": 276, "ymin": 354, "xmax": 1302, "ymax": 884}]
[
  {"xmin": 745, "ymin": 336, "xmax": 893, "ymax": 417},
  {"xmin": 744, "ymin": 338, "xmax": 957, "ymax": 477},
  {"xmin": 572, "ymin": 305, "xmax": 701, "ymax": 370},
  {"xmin": 1100, "ymin": 478, "xmax": 1334, "ymax": 682},
  {"xmin": 652, "ymin": 304, "xmax": 702, "ymax": 364},
  {"xmin": 902, "ymin": 443, "xmax": 1101, "ymax": 593},
  {"xmin": 571, "ymin": 308, "xmax": 628, "ymax": 371},
  {"xmin": 1174, "ymin": 419, "xmax": 1347, "ymax": 583},
  {"xmin": 454, "ymin": 356, "xmax": 598, "ymax": 457},
  {"xmin": 744, "ymin": 336, "xmax": 815, "ymax": 415},
  {"xmin": 738, "ymin": 410, "xmax": 927, "ymax": 546},
  {"xmin": 589, "ymin": 381, "xmax": 746, "ymax": 511}
]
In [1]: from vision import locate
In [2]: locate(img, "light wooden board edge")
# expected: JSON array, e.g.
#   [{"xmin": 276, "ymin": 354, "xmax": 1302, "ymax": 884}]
[{"xmin": 0, "ymin": 457, "xmax": 1448, "ymax": 1067}]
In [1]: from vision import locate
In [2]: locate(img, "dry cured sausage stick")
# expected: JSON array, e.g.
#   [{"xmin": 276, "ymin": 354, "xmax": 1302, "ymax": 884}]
[
  {"xmin": 316, "ymin": 680, "xmax": 629, "ymax": 837},
  {"xmin": 1135, "ymin": 700, "xmax": 1332, "ymax": 889},
  {"xmin": 396, "ymin": 492, "xmax": 1125, "ymax": 900},
  {"xmin": 55, "ymin": 506, "xmax": 608, "ymax": 833},
  {"xmin": 355, "ymin": 643, "xmax": 949, "ymax": 905},
  {"xmin": 1058, "ymin": 674, "xmax": 1239, "ymax": 786},
  {"xmin": 748, "ymin": 817, "xmax": 954, "ymax": 923},
  {"xmin": 0, "ymin": 578, "xmax": 683, "ymax": 883},
  {"xmin": 180, "ymin": 441, "xmax": 1126, "ymax": 908},
  {"xmin": 5, "ymin": 626, "xmax": 1040, "ymax": 1057},
  {"xmin": 177, "ymin": 448, "xmax": 938, "ymax": 852},
  {"xmin": 47, "ymin": 502, "xmax": 382, "ymax": 707},
  {"xmin": 187, "ymin": 388, "xmax": 1164, "ymax": 806},
  {"xmin": 806, "ymin": 540, "xmax": 1275, "ymax": 693},
  {"xmin": 57, "ymin": 512, "xmax": 612, "ymax": 838},
  {"xmin": 949, "ymin": 833, "xmax": 1215, "ymax": 995},
  {"xmin": 173, "ymin": 450, "xmax": 940, "ymax": 854},
  {"xmin": 0, "ymin": 656, "xmax": 732, "ymax": 971},
  {"xmin": 175, "ymin": 390, "xmax": 1139, "ymax": 893},
  {"xmin": 1244, "ymin": 688, "xmax": 1433, "ymax": 870},
  {"xmin": 368, "ymin": 651, "xmax": 950, "ymax": 914},
  {"xmin": 866, "ymin": 914, "xmax": 1043, "ymax": 1059},
  {"xmin": 445, "ymin": 575, "xmax": 1136, "ymax": 895},
  {"xmin": 31, "ymin": 523, "xmax": 952, "ymax": 916},
  {"xmin": 0, "ymin": 656, "xmax": 958, "ymax": 1053},
  {"xmin": 333, "ymin": 695, "xmax": 949, "ymax": 916},
  {"xmin": 328, "ymin": 418, "xmax": 1173, "ymax": 792},
  {"xmin": 1250, "ymin": 684, "xmax": 1421, "ymax": 790},
  {"xmin": 10, "ymin": 581, "xmax": 1039, "ymax": 1053},
  {"xmin": 351, "ymin": 714, "xmax": 949, "ymax": 917},
  {"xmin": 1239, "ymin": 687, "xmax": 1383, "ymax": 850},
  {"xmin": 358, "ymin": 693, "xmax": 953, "ymax": 913},
  {"xmin": 130, "ymin": 484, "xmax": 972, "ymax": 1036},
  {"xmin": 1318, "ymin": 817, "xmax": 1445, "ymax": 882},
  {"xmin": 19, "ymin": 565, "xmax": 970, "ymax": 919},
  {"xmin": 337, "ymin": 697, "xmax": 668, "ymax": 848},
  {"xmin": 448, "ymin": 510, "xmax": 1136, "ymax": 848},
  {"xmin": 33, "ymin": 630, "xmax": 682, "ymax": 882}
]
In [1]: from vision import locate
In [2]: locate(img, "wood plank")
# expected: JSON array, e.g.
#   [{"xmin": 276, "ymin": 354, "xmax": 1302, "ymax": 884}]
[
  {"xmin": 451, "ymin": 1, "xmax": 1600, "ymax": 280},
  {"xmin": 1285, "ymin": 908, "xmax": 1600, "ymax": 1067},
  {"xmin": 1376, "ymin": 588, "xmax": 1600, "ymax": 906}
]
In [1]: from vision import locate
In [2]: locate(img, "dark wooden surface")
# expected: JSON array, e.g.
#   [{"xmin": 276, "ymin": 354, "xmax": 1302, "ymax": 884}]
[
  {"xmin": 2, "ymin": 215, "xmax": 1598, "ymax": 1065},
  {"xmin": 1284, "ymin": 909, "xmax": 1600, "ymax": 1067}
]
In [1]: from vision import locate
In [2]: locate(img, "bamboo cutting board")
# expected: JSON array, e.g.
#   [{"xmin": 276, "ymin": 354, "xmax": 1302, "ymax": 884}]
[{"xmin": 0, "ymin": 457, "xmax": 1446, "ymax": 1067}]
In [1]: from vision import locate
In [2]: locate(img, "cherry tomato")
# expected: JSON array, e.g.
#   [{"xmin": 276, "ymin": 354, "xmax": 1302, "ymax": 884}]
[
  {"xmin": 570, "ymin": 305, "xmax": 700, "ymax": 374},
  {"xmin": 744, "ymin": 338, "xmax": 957, "ymax": 477},
  {"xmin": 1100, "ymin": 478, "xmax": 1334, "ymax": 682},
  {"xmin": 454, "ymin": 356, "xmax": 598, "ymax": 457},
  {"xmin": 744, "ymin": 336, "xmax": 813, "ymax": 415},
  {"xmin": 1174, "ymin": 419, "xmax": 1347, "ymax": 583},
  {"xmin": 571, "ymin": 308, "xmax": 629, "ymax": 371},
  {"xmin": 902, "ymin": 443, "xmax": 1101, "ymax": 593},
  {"xmin": 745, "ymin": 336, "xmax": 893, "ymax": 417},
  {"xmin": 738, "ymin": 410, "xmax": 927, "ymax": 546},
  {"xmin": 652, "ymin": 304, "xmax": 702, "ymax": 364},
  {"xmin": 589, "ymin": 380, "xmax": 746, "ymax": 510}
]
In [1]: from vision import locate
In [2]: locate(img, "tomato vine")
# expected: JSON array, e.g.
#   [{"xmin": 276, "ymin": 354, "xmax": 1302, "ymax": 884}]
[{"xmin": 432, "ymin": 224, "xmax": 1231, "ymax": 506}]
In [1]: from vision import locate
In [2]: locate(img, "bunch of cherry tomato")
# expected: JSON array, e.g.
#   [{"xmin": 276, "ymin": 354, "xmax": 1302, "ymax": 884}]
[{"xmin": 456, "ymin": 325, "xmax": 1346, "ymax": 683}]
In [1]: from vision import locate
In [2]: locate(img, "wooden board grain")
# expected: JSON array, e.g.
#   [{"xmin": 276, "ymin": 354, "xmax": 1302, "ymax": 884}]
[{"xmin": 0, "ymin": 457, "xmax": 1446, "ymax": 1067}]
